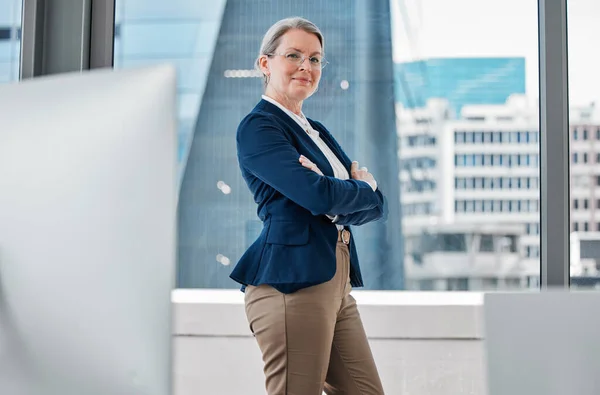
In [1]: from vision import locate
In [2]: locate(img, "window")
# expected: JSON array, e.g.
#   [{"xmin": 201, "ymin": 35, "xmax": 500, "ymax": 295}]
[
  {"xmin": 480, "ymin": 235, "xmax": 495, "ymax": 252},
  {"xmin": 484, "ymin": 200, "xmax": 493, "ymax": 212},
  {"xmin": 455, "ymin": 131, "xmax": 465, "ymax": 144},
  {"xmin": 527, "ymin": 223, "xmax": 540, "ymax": 235},
  {"xmin": 569, "ymin": 0, "xmax": 600, "ymax": 287},
  {"xmin": 493, "ymin": 131, "xmax": 502, "ymax": 142},
  {"xmin": 474, "ymin": 132, "xmax": 484, "ymax": 143},
  {"xmin": 483, "ymin": 154, "xmax": 492, "ymax": 166},
  {"xmin": 113, "ymin": 0, "xmax": 541, "ymax": 294},
  {"xmin": 0, "ymin": 1, "xmax": 21, "ymax": 85}
]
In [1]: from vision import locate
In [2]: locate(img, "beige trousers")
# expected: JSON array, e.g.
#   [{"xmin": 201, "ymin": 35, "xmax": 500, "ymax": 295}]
[{"xmin": 244, "ymin": 237, "xmax": 384, "ymax": 395}]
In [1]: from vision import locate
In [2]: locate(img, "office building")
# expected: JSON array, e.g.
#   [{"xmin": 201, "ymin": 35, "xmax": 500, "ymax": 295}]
[
  {"xmin": 398, "ymin": 94, "xmax": 600, "ymax": 290},
  {"xmin": 569, "ymin": 104, "xmax": 600, "ymax": 234},
  {"xmin": 398, "ymin": 94, "xmax": 540, "ymax": 290}
]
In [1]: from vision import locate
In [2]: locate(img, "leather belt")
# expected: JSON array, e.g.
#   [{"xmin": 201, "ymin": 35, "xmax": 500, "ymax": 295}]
[{"xmin": 338, "ymin": 229, "xmax": 351, "ymax": 245}]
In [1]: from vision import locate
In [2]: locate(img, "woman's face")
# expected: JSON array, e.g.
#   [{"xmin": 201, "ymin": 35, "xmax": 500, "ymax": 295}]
[{"xmin": 260, "ymin": 29, "xmax": 323, "ymax": 103}]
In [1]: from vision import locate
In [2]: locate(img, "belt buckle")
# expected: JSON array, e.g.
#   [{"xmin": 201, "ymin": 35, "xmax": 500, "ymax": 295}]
[{"xmin": 341, "ymin": 229, "xmax": 350, "ymax": 245}]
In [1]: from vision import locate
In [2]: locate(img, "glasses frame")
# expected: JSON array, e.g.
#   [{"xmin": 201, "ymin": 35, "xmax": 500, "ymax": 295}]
[{"xmin": 267, "ymin": 52, "xmax": 329, "ymax": 70}]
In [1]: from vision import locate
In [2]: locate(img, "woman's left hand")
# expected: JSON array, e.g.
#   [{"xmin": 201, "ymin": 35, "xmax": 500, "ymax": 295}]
[{"xmin": 299, "ymin": 155, "xmax": 323, "ymax": 176}]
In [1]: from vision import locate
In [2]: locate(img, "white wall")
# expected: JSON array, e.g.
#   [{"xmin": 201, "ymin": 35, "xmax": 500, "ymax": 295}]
[{"xmin": 172, "ymin": 290, "xmax": 486, "ymax": 395}]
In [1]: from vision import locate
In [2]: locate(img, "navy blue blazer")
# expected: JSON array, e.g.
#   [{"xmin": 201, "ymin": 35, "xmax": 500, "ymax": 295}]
[{"xmin": 230, "ymin": 99, "xmax": 386, "ymax": 294}]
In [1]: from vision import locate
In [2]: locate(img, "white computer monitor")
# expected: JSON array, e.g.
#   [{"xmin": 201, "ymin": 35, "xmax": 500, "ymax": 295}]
[
  {"xmin": 0, "ymin": 65, "xmax": 177, "ymax": 395},
  {"xmin": 484, "ymin": 291, "xmax": 600, "ymax": 395}
]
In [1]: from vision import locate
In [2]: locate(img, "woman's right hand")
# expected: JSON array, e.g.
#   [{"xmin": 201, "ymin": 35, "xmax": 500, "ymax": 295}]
[{"xmin": 351, "ymin": 161, "xmax": 377, "ymax": 191}]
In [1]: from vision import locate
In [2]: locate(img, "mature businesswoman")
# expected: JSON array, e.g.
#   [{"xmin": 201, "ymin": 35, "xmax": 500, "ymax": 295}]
[{"xmin": 230, "ymin": 17, "xmax": 386, "ymax": 395}]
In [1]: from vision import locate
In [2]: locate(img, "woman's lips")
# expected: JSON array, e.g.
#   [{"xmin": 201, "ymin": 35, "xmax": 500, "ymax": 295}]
[{"xmin": 293, "ymin": 78, "xmax": 311, "ymax": 84}]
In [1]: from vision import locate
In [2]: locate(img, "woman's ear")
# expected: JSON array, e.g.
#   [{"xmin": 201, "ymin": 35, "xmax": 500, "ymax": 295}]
[{"xmin": 258, "ymin": 55, "xmax": 270, "ymax": 76}]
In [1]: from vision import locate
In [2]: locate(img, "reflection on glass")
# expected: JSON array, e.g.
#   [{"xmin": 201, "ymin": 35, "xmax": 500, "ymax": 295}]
[
  {"xmin": 114, "ymin": 0, "xmax": 540, "ymax": 292},
  {"xmin": 0, "ymin": 0, "xmax": 22, "ymax": 84},
  {"xmin": 568, "ymin": 0, "xmax": 600, "ymax": 289}
]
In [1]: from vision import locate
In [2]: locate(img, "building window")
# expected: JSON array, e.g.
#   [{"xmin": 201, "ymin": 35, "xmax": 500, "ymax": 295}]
[
  {"xmin": 530, "ymin": 131, "xmax": 539, "ymax": 143},
  {"xmin": 0, "ymin": 28, "xmax": 14, "ymax": 40},
  {"xmin": 574, "ymin": 199, "xmax": 579, "ymax": 210},
  {"xmin": 484, "ymin": 200, "xmax": 493, "ymax": 212},
  {"xmin": 574, "ymin": 222, "xmax": 579, "ymax": 232},
  {"xmin": 466, "ymin": 200, "xmax": 474, "ymax": 212},
  {"xmin": 527, "ymin": 223, "xmax": 540, "ymax": 235},
  {"xmin": 493, "ymin": 200, "xmax": 502, "ymax": 212},
  {"xmin": 583, "ymin": 129, "xmax": 589, "ymax": 140}
]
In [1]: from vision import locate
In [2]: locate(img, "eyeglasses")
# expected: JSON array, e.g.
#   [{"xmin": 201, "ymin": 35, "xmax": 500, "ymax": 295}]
[{"xmin": 268, "ymin": 51, "xmax": 329, "ymax": 70}]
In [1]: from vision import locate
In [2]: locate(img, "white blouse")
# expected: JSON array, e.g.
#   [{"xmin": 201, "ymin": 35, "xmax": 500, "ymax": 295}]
[{"xmin": 262, "ymin": 95, "xmax": 348, "ymax": 229}]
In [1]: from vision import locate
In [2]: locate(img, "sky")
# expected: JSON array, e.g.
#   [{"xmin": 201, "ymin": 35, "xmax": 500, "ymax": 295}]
[{"xmin": 390, "ymin": 0, "xmax": 600, "ymax": 106}]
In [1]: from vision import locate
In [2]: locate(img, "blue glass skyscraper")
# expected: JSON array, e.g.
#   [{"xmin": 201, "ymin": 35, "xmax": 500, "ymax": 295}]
[
  {"xmin": 176, "ymin": 0, "xmax": 404, "ymax": 290},
  {"xmin": 395, "ymin": 57, "xmax": 526, "ymax": 115}
]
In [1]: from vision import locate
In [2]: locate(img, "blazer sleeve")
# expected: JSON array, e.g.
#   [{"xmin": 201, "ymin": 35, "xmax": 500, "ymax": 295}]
[
  {"xmin": 333, "ymin": 189, "xmax": 387, "ymax": 226},
  {"xmin": 237, "ymin": 113, "xmax": 380, "ymax": 216}
]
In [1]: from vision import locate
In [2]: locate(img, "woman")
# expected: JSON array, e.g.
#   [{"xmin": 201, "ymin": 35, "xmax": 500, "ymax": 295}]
[{"xmin": 230, "ymin": 17, "xmax": 386, "ymax": 395}]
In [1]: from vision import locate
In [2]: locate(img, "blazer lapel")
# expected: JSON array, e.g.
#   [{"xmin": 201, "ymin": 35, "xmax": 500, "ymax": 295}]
[
  {"xmin": 255, "ymin": 100, "xmax": 335, "ymax": 176},
  {"xmin": 308, "ymin": 119, "xmax": 353, "ymax": 173}
]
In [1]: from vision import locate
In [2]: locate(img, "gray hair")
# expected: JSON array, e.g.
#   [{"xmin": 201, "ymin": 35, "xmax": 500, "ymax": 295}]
[{"xmin": 255, "ymin": 17, "xmax": 324, "ymax": 86}]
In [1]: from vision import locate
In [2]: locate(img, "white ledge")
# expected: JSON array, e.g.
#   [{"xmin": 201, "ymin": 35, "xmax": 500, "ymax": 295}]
[
  {"xmin": 171, "ymin": 289, "xmax": 484, "ymax": 306},
  {"xmin": 171, "ymin": 289, "xmax": 485, "ymax": 339}
]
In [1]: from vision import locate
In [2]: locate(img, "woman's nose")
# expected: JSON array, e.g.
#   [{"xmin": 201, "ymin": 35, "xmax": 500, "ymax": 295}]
[{"xmin": 298, "ymin": 58, "xmax": 312, "ymax": 71}]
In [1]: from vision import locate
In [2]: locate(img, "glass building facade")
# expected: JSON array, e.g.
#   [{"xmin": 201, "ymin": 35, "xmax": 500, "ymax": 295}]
[{"xmin": 395, "ymin": 57, "xmax": 526, "ymax": 115}]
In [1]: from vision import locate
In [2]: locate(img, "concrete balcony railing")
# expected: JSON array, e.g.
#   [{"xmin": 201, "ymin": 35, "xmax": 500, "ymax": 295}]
[{"xmin": 173, "ymin": 290, "xmax": 485, "ymax": 395}]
